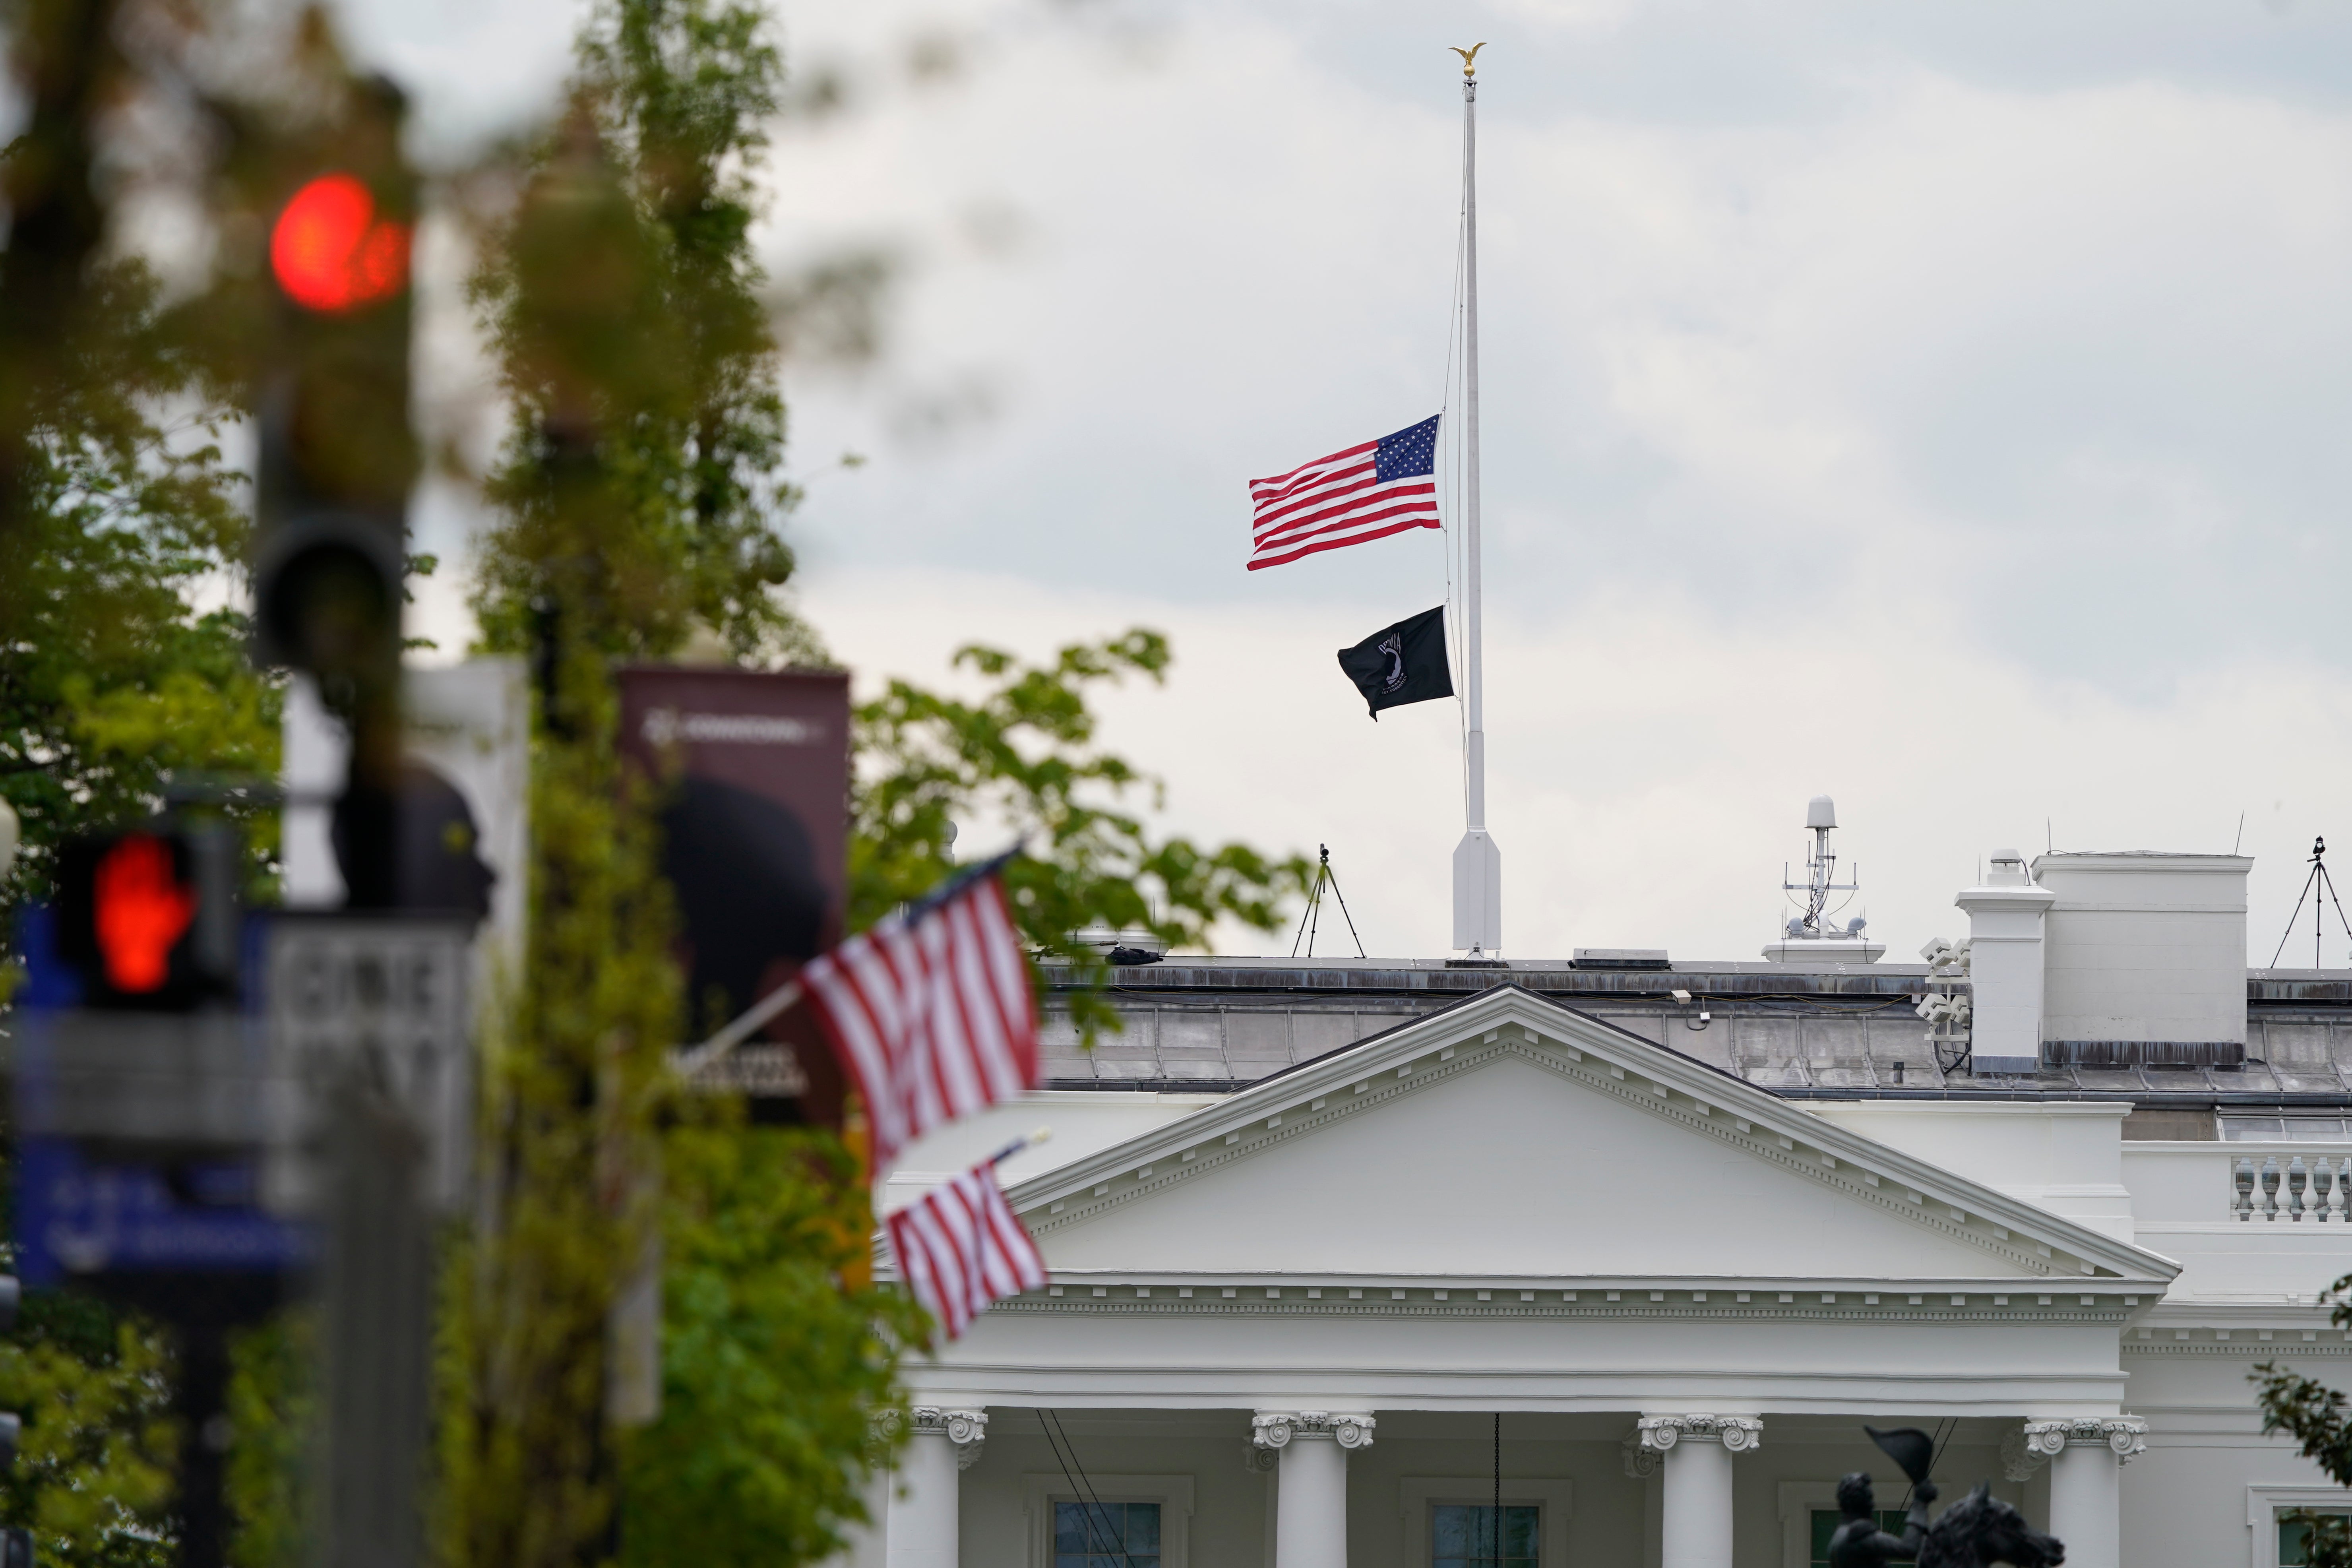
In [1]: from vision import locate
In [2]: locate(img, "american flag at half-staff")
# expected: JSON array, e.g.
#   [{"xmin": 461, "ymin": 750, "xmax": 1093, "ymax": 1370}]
[
  {"xmin": 800, "ymin": 854, "xmax": 1040, "ymax": 1171},
  {"xmin": 1246, "ymin": 413, "xmax": 1442, "ymax": 570},
  {"xmin": 885, "ymin": 1148, "xmax": 1048, "ymax": 1341}
]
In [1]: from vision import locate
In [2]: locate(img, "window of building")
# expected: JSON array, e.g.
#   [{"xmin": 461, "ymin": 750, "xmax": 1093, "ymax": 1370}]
[
  {"xmin": 1432, "ymin": 1503, "xmax": 1538, "ymax": 1568},
  {"xmin": 2280, "ymin": 1512, "xmax": 2350, "ymax": 1565},
  {"xmin": 1809, "ymin": 1510, "xmax": 1913, "ymax": 1568},
  {"xmin": 1053, "ymin": 1501, "xmax": 1160, "ymax": 1568},
  {"xmin": 2223, "ymin": 1115, "xmax": 2352, "ymax": 1142}
]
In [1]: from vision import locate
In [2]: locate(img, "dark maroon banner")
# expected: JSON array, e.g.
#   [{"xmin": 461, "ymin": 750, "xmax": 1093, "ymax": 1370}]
[{"xmin": 618, "ymin": 667, "xmax": 852, "ymax": 1123}]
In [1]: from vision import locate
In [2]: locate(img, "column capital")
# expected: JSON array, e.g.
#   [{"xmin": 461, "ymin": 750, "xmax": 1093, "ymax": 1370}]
[
  {"xmin": 2013, "ymin": 1415, "xmax": 2148, "ymax": 1473},
  {"xmin": 1253, "ymin": 1409, "xmax": 1377, "ymax": 1450},
  {"xmin": 1620, "ymin": 1434, "xmax": 1661, "ymax": 1478},
  {"xmin": 1637, "ymin": 1413, "xmax": 1763, "ymax": 1454},
  {"xmin": 909, "ymin": 1405, "xmax": 991, "ymax": 1469}
]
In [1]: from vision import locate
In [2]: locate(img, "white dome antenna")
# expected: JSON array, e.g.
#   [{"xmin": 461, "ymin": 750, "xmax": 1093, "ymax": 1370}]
[{"xmin": 1766, "ymin": 795, "xmax": 1883, "ymax": 964}]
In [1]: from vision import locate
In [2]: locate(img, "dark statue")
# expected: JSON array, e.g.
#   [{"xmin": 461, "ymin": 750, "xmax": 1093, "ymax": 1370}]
[
  {"xmin": 1827, "ymin": 1427, "xmax": 2065, "ymax": 1568},
  {"xmin": 1826, "ymin": 1469, "xmax": 1935, "ymax": 1568}
]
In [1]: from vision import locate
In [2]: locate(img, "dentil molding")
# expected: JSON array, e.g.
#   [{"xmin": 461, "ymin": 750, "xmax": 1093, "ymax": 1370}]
[
  {"xmin": 1637, "ymin": 1413, "xmax": 1763, "ymax": 1454},
  {"xmin": 1252, "ymin": 1410, "xmax": 1377, "ymax": 1450}
]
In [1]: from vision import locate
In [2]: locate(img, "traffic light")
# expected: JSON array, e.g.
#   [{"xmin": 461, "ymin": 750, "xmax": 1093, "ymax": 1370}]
[
  {"xmin": 248, "ymin": 75, "xmax": 417, "ymax": 692},
  {"xmin": 50, "ymin": 824, "xmax": 240, "ymax": 1010}
]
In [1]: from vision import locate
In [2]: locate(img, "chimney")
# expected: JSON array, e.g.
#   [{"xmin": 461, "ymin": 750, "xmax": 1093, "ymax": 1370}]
[
  {"xmin": 1955, "ymin": 849, "xmax": 2056, "ymax": 1076},
  {"xmin": 2030, "ymin": 851, "xmax": 2250, "ymax": 1068}
]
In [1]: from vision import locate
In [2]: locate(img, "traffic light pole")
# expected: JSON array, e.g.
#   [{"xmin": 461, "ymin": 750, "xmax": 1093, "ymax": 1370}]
[
  {"xmin": 249, "ymin": 74, "xmax": 436, "ymax": 1568},
  {"xmin": 175, "ymin": 1323, "xmax": 231, "ymax": 1568},
  {"xmin": 322, "ymin": 1079, "xmax": 433, "ymax": 1568}
]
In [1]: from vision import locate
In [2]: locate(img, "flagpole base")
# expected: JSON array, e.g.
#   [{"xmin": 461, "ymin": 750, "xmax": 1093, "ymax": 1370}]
[{"xmin": 1452, "ymin": 829, "xmax": 1502, "ymax": 956}]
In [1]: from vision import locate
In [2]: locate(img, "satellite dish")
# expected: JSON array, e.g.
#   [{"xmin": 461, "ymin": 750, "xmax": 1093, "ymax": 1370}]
[{"xmin": 1847, "ymin": 917, "xmax": 1868, "ymax": 935}]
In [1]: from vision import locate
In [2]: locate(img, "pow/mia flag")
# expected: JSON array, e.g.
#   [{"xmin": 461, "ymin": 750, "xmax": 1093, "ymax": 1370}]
[{"xmin": 1335, "ymin": 606, "xmax": 1453, "ymax": 719}]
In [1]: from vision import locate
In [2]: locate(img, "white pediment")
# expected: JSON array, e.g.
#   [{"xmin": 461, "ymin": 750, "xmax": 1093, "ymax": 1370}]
[{"xmin": 1006, "ymin": 987, "xmax": 2178, "ymax": 1289}]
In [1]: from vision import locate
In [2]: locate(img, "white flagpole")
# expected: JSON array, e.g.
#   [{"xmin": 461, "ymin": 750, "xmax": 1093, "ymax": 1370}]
[{"xmin": 1451, "ymin": 45, "xmax": 1502, "ymax": 958}]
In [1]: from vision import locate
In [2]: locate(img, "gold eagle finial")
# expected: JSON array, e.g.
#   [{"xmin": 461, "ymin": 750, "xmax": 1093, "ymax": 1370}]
[{"xmin": 1450, "ymin": 42, "xmax": 1486, "ymax": 76}]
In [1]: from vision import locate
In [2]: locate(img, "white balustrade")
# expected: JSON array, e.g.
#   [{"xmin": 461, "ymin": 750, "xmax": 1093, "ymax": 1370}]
[{"xmin": 2233, "ymin": 1153, "xmax": 2352, "ymax": 1221}]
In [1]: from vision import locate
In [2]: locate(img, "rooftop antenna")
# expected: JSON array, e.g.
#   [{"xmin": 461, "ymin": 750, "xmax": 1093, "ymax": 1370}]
[
  {"xmin": 2270, "ymin": 835, "xmax": 2352, "ymax": 970},
  {"xmin": 1290, "ymin": 844, "xmax": 1366, "ymax": 960},
  {"xmin": 1781, "ymin": 795, "xmax": 1860, "ymax": 938}
]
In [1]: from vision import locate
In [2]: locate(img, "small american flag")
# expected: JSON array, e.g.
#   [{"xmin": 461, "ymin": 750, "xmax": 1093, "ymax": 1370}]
[
  {"xmin": 886, "ymin": 1157, "xmax": 1047, "ymax": 1341},
  {"xmin": 801, "ymin": 857, "xmax": 1040, "ymax": 1170},
  {"xmin": 1247, "ymin": 414, "xmax": 1442, "ymax": 570}
]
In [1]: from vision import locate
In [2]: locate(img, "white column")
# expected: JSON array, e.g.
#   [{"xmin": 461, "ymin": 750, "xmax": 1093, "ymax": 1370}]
[
  {"xmin": 2021, "ymin": 1417, "xmax": 2143, "ymax": 1568},
  {"xmin": 1637, "ymin": 1414, "xmax": 1760, "ymax": 1568},
  {"xmin": 885, "ymin": 1407, "xmax": 986, "ymax": 1568},
  {"xmin": 1253, "ymin": 1411, "xmax": 1375, "ymax": 1568}
]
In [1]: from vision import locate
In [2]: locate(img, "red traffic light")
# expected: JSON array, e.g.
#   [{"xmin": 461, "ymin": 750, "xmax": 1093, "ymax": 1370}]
[
  {"xmin": 270, "ymin": 174, "xmax": 409, "ymax": 312},
  {"xmin": 93, "ymin": 834, "xmax": 197, "ymax": 993},
  {"xmin": 54, "ymin": 826, "xmax": 238, "ymax": 1009}
]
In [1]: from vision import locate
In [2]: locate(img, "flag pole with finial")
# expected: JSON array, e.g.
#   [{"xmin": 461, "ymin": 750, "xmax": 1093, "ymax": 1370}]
[{"xmin": 1449, "ymin": 41, "xmax": 1501, "ymax": 959}]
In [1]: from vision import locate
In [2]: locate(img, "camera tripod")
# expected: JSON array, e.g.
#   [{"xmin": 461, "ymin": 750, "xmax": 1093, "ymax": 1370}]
[
  {"xmin": 2270, "ymin": 836, "xmax": 2352, "ymax": 970},
  {"xmin": 1290, "ymin": 843, "xmax": 1366, "ymax": 959}
]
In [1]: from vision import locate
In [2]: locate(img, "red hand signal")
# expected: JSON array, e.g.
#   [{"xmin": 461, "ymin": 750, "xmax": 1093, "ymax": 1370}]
[
  {"xmin": 93, "ymin": 835, "xmax": 196, "ymax": 993},
  {"xmin": 270, "ymin": 174, "xmax": 410, "ymax": 312}
]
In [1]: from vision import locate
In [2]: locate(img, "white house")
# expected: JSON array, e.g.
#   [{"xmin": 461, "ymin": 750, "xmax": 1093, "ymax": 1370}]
[{"xmin": 847, "ymin": 849, "xmax": 2352, "ymax": 1568}]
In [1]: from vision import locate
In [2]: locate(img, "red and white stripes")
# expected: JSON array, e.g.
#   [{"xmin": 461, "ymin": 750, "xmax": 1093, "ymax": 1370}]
[
  {"xmin": 885, "ymin": 1161, "xmax": 1048, "ymax": 1341},
  {"xmin": 1247, "ymin": 437, "xmax": 1440, "ymax": 571},
  {"xmin": 800, "ymin": 871, "xmax": 1040, "ymax": 1171}
]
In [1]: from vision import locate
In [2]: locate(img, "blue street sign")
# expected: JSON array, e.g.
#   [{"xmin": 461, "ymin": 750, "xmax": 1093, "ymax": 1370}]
[
  {"xmin": 10, "ymin": 903, "xmax": 309, "ymax": 1286},
  {"xmin": 13, "ymin": 1138, "xmax": 310, "ymax": 1287}
]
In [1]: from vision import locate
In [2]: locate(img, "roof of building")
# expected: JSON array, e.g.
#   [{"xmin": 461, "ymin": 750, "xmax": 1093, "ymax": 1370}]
[{"xmin": 1037, "ymin": 957, "xmax": 2352, "ymax": 1113}]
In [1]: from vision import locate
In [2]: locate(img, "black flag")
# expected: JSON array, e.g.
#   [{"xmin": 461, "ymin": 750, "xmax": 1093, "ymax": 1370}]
[
  {"xmin": 1865, "ymin": 1427, "xmax": 1936, "ymax": 1486},
  {"xmin": 1336, "ymin": 606, "xmax": 1453, "ymax": 720}
]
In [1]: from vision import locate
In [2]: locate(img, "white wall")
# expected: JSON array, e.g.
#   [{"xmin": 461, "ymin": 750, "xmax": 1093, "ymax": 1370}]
[
  {"xmin": 881, "ymin": 1090, "xmax": 1219, "ymax": 1217},
  {"xmin": 2032, "ymin": 853, "xmax": 2250, "ymax": 1048},
  {"xmin": 2125, "ymin": 1139, "xmax": 2352, "ymax": 1301},
  {"xmin": 2123, "ymin": 1349, "xmax": 2352, "ymax": 1568},
  {"xmin": 1804, "ymin": 1101, "xmax": 2134, "ymax": 1242}
]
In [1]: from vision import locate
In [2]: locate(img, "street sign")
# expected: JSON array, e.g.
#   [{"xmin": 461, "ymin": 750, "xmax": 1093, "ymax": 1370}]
[
  {"xmin": 263, "ymin": 915, "xmax": 473, "ymax": 1215},
  {"xmin": 11, "ymin": 1008, "xmax": 270, "ymax": 1150},
  {"xmin": 12, "ymin": 1138, "xmax": 308, "ymax": 1288}
]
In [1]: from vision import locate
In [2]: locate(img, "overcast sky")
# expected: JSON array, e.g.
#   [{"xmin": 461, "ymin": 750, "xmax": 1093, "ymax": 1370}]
[{"xmin": 360, "ymin": 0, "xmax": 2352, "ymax": 965}]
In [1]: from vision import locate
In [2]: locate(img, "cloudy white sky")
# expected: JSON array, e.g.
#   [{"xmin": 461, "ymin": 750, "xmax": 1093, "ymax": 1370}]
[{"xmin": 355, "ymin": 0, "xmax": 2352, "ymax": 965}]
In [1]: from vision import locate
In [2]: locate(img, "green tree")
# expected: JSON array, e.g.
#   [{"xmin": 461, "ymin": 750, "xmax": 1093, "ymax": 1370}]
[
  {"xmin": 617, "ymin": 1121, "xmax": 920, "ymax": 1568},
  {"xmin": 0, "ymin": 133, "xmax": 276, "ymax": 1568},
  {"xmin": 0, "ymin": 1296, "xmax": 176, "ymax": 1568},
  {"xmin": 0, "ymin": 252, "xmax": 276, "ymax": 907},
  {"xmin": 444, "ymin": 3, "xmax": 843, "ymax": 1565},
  {"xmin": 467, "ymin": 0, "xmax": 818, "ymax": 669},
  {"xmin": 853, "ymin": 630, "xmax": 1314, "ymax": 1039},
  {"xmin": 448, "ymin": 0, "xmax": 1312, "ymax": 1556}
]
